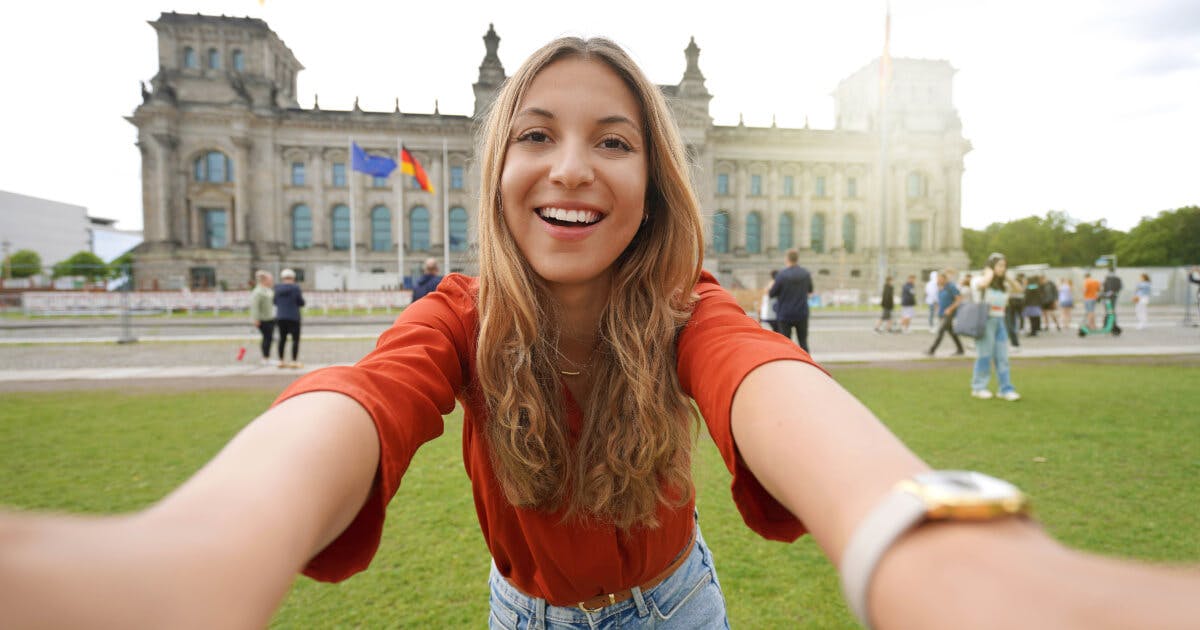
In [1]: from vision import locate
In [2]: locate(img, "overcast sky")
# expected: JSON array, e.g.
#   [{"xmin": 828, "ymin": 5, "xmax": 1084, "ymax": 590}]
[{"xmin": 1, "ymin": 0, "xmax": 1196, "ymax": 233}]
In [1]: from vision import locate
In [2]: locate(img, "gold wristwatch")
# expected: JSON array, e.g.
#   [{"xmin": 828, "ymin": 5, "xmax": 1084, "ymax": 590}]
[{"xmin": 839, "ymin": 471, "xmax": 1031, "ymax": 629}]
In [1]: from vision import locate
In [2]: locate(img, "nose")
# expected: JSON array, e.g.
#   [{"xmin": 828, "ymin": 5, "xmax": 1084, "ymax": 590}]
[{"xmin": 548, "ymin": 140, "xmax": 595, "ymax": 189}]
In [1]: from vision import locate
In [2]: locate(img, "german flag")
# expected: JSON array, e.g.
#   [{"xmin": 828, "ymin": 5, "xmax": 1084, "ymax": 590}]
[{"xmin": 400, "ymin": 147, "xmax": 435, "ymax": 193}]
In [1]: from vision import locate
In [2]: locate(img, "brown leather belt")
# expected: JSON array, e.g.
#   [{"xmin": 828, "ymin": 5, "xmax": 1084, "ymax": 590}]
[{"xmin": 574, "ymin": 528, "xmax": 697, "ymax": 614}]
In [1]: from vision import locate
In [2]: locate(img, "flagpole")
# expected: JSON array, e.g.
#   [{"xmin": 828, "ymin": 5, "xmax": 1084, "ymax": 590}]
[
  {"xmin": 876, "ymin": 1, "xmax": 891, "ymax": 293},
  {"xmin": 442, "ymin": 137, "xmax": 449, "ymax": 275},
  {"xmin": 396, "ymin": 138, "xmax": 406, "ymax": 290},
  {"xmin": 348, "ymin": 137, "xmax": 357, "ymax": 283}
]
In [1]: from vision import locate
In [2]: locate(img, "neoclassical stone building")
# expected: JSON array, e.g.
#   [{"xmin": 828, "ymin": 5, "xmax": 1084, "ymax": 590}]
[{"xmin": 130, "ymin": 12, "xmax": 969, "ymax": 292}]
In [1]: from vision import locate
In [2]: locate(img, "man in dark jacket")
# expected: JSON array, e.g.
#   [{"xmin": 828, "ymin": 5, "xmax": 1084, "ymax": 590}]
[
  {"xmin": 874, "ymin": 277, "xmax": 896, "ymax": 334},
  {"xmin": 273, "ymin": 269, "xmax": 305, "ymax": 369},
  {"xmin": 769, "ymin": 248, "xmax": 814, "ymax": 352},
  {"xmin": 411, "ymin": 258, "xmax": 442, "ymax": 301}
]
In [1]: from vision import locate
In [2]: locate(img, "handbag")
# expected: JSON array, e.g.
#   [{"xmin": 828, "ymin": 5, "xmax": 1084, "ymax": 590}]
[{"xmin": 952, "ymin": 289, "xmax": 989, "ymax": 339}]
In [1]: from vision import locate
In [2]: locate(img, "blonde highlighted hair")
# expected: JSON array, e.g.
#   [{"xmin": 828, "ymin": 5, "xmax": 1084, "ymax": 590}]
[{"xmin": 474, "ymin": 37, "xmax": 705, "ymax": 529}]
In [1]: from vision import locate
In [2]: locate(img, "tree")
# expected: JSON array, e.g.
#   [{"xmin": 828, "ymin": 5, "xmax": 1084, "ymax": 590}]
[
  {"xmin": 3, "ymin": 249, "xmax": 42, "ymax": 278},
  {"xmin": 1060, "ymin": 219, "xmax": 1121, "ymax": 267},
  {"xmin": 52, "ymin": 251, "xmax": 109, "ymax": 281},
  {"xmin": 1117, "ymin": 206, "xmax": 1200, "ymax": 266}
]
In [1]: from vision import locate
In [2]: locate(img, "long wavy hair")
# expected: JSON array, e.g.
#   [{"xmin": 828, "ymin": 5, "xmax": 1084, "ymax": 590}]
[{"xmin": 474, "ymin": 37, "xmax": 705, "ymax": 529}]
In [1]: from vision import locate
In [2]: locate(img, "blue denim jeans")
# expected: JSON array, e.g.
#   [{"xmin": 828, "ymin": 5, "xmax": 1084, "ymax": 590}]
[
  {"xmin": 972, "ymin": 316, "xmax": 1015, "ymax": 394},
  {"xmin": 487, "ymin": 523, "xmax": 730, "ymax": 629}
]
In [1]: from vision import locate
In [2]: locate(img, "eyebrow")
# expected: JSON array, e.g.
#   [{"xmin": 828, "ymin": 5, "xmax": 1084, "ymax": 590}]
[{"xmin": 513, "ymin": 108, "xmax": 641, "ymax": 131}]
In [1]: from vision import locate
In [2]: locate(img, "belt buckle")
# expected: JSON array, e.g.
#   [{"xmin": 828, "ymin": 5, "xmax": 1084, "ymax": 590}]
[{"xmin": 577, "ymin": 593, "xmax": 615, "ymax": 613}]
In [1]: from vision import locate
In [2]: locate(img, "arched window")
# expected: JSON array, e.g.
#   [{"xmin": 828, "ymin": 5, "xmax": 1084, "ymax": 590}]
[
  {"xmin": 409, "ymin": 206, "xmax": 430, "ymax": 251},
  {"xmin": 448, "ymin": 206, "xmax": 468, "ymax": 252},
  {"xmin": 193, "ymin": 151, "xmax": 232, "ymax": 183},
  {"xmin": 746, "ymin": 212, "xmax": 762, "ymax": 254},
  {"xmin": 778, "ymin": 213, "xmax": 794, "ymax": 250},
  {"xmin": 231, "ymin": 49, "xmax": 245, "ymax": 72},
  {"xmin": 843, "ymin": 214, "xmax": 857, "ymax": 254},
  {"xmin": 712, "ymin": 211, "xmax": 730, "ymax": 254},
  {"xmin": 291, "ymin": 205, "xmax": 312, "ymax": 250},
  {"xmin": 331, "ymin": 204, "xmax": 350, "ymax": 250},
  {"xmin": 811, "ymin": 213, "xmax": 826, "ymax": 254},
  {"xmin": 183, "ymin": 47, "xmax": 197, "ymax": 68},
  {"xmin": 370, "ymin": 205, "xmax": 391, "ymax": 252},
  {"xmin": 207, "ymin": 48, "xmax": 220, "ymax": 69}
]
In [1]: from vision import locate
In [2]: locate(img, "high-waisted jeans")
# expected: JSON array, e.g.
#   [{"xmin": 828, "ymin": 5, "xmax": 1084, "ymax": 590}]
[
  {"xmin": 487, "ymin": 522, "xmax": 730, "ymax": 630},
  {"xmin": 972, "ymin": 317, "xmax": 1016, "ymax": 394}
]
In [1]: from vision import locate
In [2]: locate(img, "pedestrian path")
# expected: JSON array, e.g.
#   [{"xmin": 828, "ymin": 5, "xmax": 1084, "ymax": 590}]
[{"xmin": 3, "ymin": 343, "xmax": 1197, "ymax": 383}]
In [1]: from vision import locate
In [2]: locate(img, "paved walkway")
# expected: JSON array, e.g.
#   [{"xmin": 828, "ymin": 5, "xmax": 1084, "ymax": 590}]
[{"xmin": 1, "ymin": 306, "xmax": 1197, "ymax": 384}]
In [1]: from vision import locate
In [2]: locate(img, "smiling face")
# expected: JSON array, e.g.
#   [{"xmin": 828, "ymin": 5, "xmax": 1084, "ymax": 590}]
[{"xmin": 499, "ymin": 56, "xmax": 648, "ymax": 294}]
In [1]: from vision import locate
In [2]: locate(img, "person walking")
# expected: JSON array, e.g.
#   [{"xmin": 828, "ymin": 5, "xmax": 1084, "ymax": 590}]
[
  {"xmin": 1059, "ymin": 277, "xmax": 1075, "ymax": 329},
  {"xmin": 1103, "ymin": 267, "xmax": 1124, "ymax": 329},
  {"xmin": 972, "ymin": 253, "xmax": 1020, "ymax": 401},
  {"xmin": 1134, "ymin": 273, "xmax": 1151, "ymax": 330},
  {"xmin": 249, "ymin": 270, "xmax": 276, "ymax": 366},
  {"xmin": 759, "ymin": 269, "xmax": 780, "ymax": 332},
  {"xmin": 924, "ymin": 271, "xmax": 939, "ymax": 332},
  {"xmin": 769, "ymin": 248, "xmax": 814, "ymax": 351},
  {"xmin": 873, "ymin": 276, "xmax": 896, "ymax": 333},
  {"xmin": 1082, "ymin": 272, "xmax": 1102, "ymax": 330},
  {"xmin": 899, "ymin": 275, "xmax": 917, "ymax": 333},
  {"xmin": 925, "ymin": 269, "xmax": 964, "ymax": 356},
  {"xmin": 411, "ymin": 258, "xmax": 443, "ymax": 302},
  {"xmin": 1041, "ymin": 275, "xmax": 1060, "ymax": 332},
  {"xmin": 273, "ymin": 268, "xmax": 305, "ymax": 369},
  {"xmin": 1023, "ymin": 275, "xmax": 1043, "ymax": 338}
]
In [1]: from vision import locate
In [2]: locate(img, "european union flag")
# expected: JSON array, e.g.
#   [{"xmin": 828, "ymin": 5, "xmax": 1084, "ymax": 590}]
[{"xmin": 351, "ymin": 142, "xmax": 398, "ymax": 178}]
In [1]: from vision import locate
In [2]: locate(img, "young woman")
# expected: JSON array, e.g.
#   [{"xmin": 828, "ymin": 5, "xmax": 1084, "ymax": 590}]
[
  {"xmin": 971, "ymin": 253, "xmax": 1021, "ymax": 401},
  {"xmin": 1058, "ymin": 276, "xmax": 1075, "ymax": 329},
  {"xmin": 1134, "ymin": 273, "xmax": 1152, "ymax": 329},
  {"xmin": 3, "ymin": 37, "xmax": 1199, "ymax": 630}
]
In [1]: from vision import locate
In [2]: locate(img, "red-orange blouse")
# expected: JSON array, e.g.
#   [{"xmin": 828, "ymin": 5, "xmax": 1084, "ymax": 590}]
[{"xmin": 273, "ymin": 271, "xmax": 819, "ymax": 605}]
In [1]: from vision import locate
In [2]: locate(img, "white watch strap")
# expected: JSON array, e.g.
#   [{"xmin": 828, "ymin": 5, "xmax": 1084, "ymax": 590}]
[{"xmin": 839, "ymin": 488, "xmax": 928, "ymax": 628}]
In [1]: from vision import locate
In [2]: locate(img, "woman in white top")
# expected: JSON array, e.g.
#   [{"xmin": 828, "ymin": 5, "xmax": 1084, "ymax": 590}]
[{"xmin": 970, "ymin": 253, "xmax": 1020, "ymax": 401}]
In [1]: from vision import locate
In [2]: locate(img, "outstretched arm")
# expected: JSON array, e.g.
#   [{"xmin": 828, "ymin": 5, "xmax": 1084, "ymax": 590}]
[
  {"xmin": 731, "ymin": 360, "xmax": 1200, "ymax": 629},
  {"xmin": 0, "ymin": 391, "xmax": 379, "ymax": 629}
]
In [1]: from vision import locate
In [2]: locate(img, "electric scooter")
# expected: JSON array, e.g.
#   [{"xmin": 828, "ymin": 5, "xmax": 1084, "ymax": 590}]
[{"xmin": 1078, "ymin": 291, "xmax": 1122, "ymax": 337}]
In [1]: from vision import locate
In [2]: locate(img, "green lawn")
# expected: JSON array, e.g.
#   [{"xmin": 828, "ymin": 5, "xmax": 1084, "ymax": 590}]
[{"xmin": 2, "ymin": 360, "xmax": 1197, "ymax": 628}]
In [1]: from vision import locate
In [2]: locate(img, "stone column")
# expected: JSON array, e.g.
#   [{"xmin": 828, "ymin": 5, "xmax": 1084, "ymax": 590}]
[
  {"xmin": 734, "ymin": 161, "xmax": 747, "ymax": 250},
  {"xmin": 232, "ymin": 136, "xmax": 251, "ymax": 244},
  {"xmin": 765, "ymin": 161, "xmax": 778, "ymax": 253},
  {"xmin": 945, "ymin": 163, "xmax": 963, "ymax": 249},
  {"xmin": 312, "ymin": 148, "xmax": 327, "ymax": 247},
  {"xmin": 800, "ymin": 167, "xmax": 812, "ymax": 249},
  {"xmin": 153, "ymin": 133, "xmax": 181, "ymax": 243}
]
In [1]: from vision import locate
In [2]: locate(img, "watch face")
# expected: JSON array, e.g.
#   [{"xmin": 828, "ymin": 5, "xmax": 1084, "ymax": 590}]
[{"xmin": 902, "ymin": 470, "xmax": 1030, "ymax": 520}]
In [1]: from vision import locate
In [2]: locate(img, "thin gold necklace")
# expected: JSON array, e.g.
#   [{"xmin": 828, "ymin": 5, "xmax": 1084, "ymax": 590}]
[{"xmin": 559, "ymin": 368, "xmax": 583, "ymax": 376}]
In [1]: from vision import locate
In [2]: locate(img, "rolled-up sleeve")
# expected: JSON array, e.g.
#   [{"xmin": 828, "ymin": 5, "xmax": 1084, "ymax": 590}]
[
  {"xmin": 676, "ymin": 272, "xmax": 828, "ymax": 542},
  {"xmin": 272, "ymin": 275, "xmax": 476, "ymax": 581}
]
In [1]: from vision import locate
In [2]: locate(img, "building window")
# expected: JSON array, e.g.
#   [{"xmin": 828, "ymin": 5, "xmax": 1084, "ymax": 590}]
[
  {"xmin": 207, "ymin": 48, "xmax": 220, "ymax": 69},
  {"xmin": 193, "ymin": 151, "xmax": 233, "ymax": 183},
  {"xmin": 370, "ymin": 205, "xmax": 391, "ymax": 252},
  {"xmin": 202, "ymin": 209, "xmax": 227, "ymax": 249},
  {"xmin": 451, "ymin": 166, "xmax": 464, "ymax": 190},
  {"xmin": 717, "ymin": 173, "xmax": 729, "ymax": 196},
  {"xmin": 843, "ymin": 214, "xmax": 857, "ymax": 254},
  {"xmin": 291, "ymin": 162, "xmax": 305, "ymax": 186},
  {"xmin": 291, "ymin": 204, "xmax": 312, "ymax": 249},
  {"xmin": 410, "ymin": 206, "xmax": 430, "ymax": 251},
  {"xmin": 815, "ymin": 176, "xmax": 827, "ymax": 198},
  {"xmin": 783, "ymin": 175, "xmax": 794, "ymax": 197},
  {"xmin": 372, "ymin": 175, "xmax": 389, "ymax": 188},
  {"xmin": 183, "ymin": 47, "xmax": 197, "ymax": 68},
  {"xmin": 189, "ymin": 266, "xmax": 216, "ymax": 289},
  {"xmin": 847, "ymin": 177, "xmax": 858, "ymax": 199},
  {"xmin": 750, "ymin": 175, "xmax": 762, "ymax": 197},
  {"xmin": 779, "ymin": 212, "xmax": 794, "ymax": 250},
  {"xmin": 907, "ymin": 172, "xmax": 926, "ymax": 198},
  {"xmin": 291, "ymin": 268, "xmax": 306, "ymax": 283},
  {"xmin": 712, "ymin": 211, "xmax": 730, "ymax": 254},
  {"xmin": 332, "ymin": 162, "xmax": 346, "ymax": 188},
  {"xmin": 811, "ymin": 213, "xmax": 826, "ymax": 254},
  {"xmin": 908, "ymin": 220, "xmax": 925, "ymax": 251},
  {"xmin": 331, "ymin": 204, "xmax": 351, "ymax": 250},
  {"xmin": 746, "ymin": 212, "xmax": 762, "ymax": 254},
  {"xmin": 448, "ymin": 206, "xmax": 468, "ymax": 251},
  {"xmin": 232, "ymin": 49, "xmax": 245, "ymax": 72}
]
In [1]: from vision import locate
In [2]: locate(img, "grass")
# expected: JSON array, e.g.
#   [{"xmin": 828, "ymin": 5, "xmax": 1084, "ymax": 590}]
[{"xmin": 1, "ymin": 360, "xmax": 1197, "ymax": 627}]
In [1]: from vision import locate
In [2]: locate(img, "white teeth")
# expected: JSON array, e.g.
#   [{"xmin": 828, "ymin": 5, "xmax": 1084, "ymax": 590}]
[{"xmin": 538, "ymin": 207, "xmax": 601, "ymax": 224}]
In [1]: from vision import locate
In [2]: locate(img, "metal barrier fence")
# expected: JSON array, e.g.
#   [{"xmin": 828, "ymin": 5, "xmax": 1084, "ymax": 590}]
[{"xmin": 20, "ymin": 290, "xmax": 413, "ymax": 316}]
